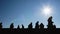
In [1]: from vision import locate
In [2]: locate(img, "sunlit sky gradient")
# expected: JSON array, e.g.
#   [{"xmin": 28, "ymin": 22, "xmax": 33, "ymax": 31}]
[{"xmin": 0, "ymin": 0, "xmax": 60, "ymax": 28}]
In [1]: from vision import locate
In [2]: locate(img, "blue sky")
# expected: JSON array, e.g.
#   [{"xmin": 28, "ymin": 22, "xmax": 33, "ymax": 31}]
[{"xmin": 0, "ymin": 0, "xmax": 60, "ymax": 28}]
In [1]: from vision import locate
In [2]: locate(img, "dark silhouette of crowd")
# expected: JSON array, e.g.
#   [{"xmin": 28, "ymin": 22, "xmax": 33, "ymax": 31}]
[{"xmin": 0, "ymin": 16, "xmax": 60, "ymax": 33}]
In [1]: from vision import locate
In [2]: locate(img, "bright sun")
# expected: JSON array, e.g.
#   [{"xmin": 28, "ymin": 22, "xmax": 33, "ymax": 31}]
[{"xmin": 42, "ymin": 6, "xmax": 52, "ymax": 16}]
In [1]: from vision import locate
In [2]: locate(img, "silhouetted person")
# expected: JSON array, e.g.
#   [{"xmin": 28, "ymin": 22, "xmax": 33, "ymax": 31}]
[
  {"xmin": 40, "ymin": 23, "xmax": 44, "ymax": 29},
  {"xmin": 28, "ymin": 22, "xmax": 33, "ymax": 29},
  {"xmin": 47, "ymin": 16, "xmax": 56, "ymax": 31},
  {"xmin": 35, "ymin": 21, "xmax": 39, "ymax": 29},
  {"xmin": 53, "ymin": 25, "xmax": 56, "ymax": 30},
  {"xmin": 10, "ymin": 23, "xmax": 14, "ymax": 29},
  {"xmin": 53, "ymin": 25, "xmax": 56, "ymax": 28},
  {"xmin": 0, "ymin": 22, "xmax": 2, "ymax": 29},
  {"xmin": 17, "ymin": 25, "xmax": 20, "ymax": 29},
  {"xmin": 22, "ymin": 24, "xmax": 24, "ymax": 29},
  {"xmin": 47, "ymin": 16, "xmax": 53, "ymax": 30}
]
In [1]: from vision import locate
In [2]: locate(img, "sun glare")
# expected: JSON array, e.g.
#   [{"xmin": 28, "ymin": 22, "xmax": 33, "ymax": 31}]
[
  {"xmin": 43, "ymin": 7, "xmax": 51, "ymax": 15},
  {"xmin": 42, "ymin": 6, "xmax": 52, "ymax": 16}
]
